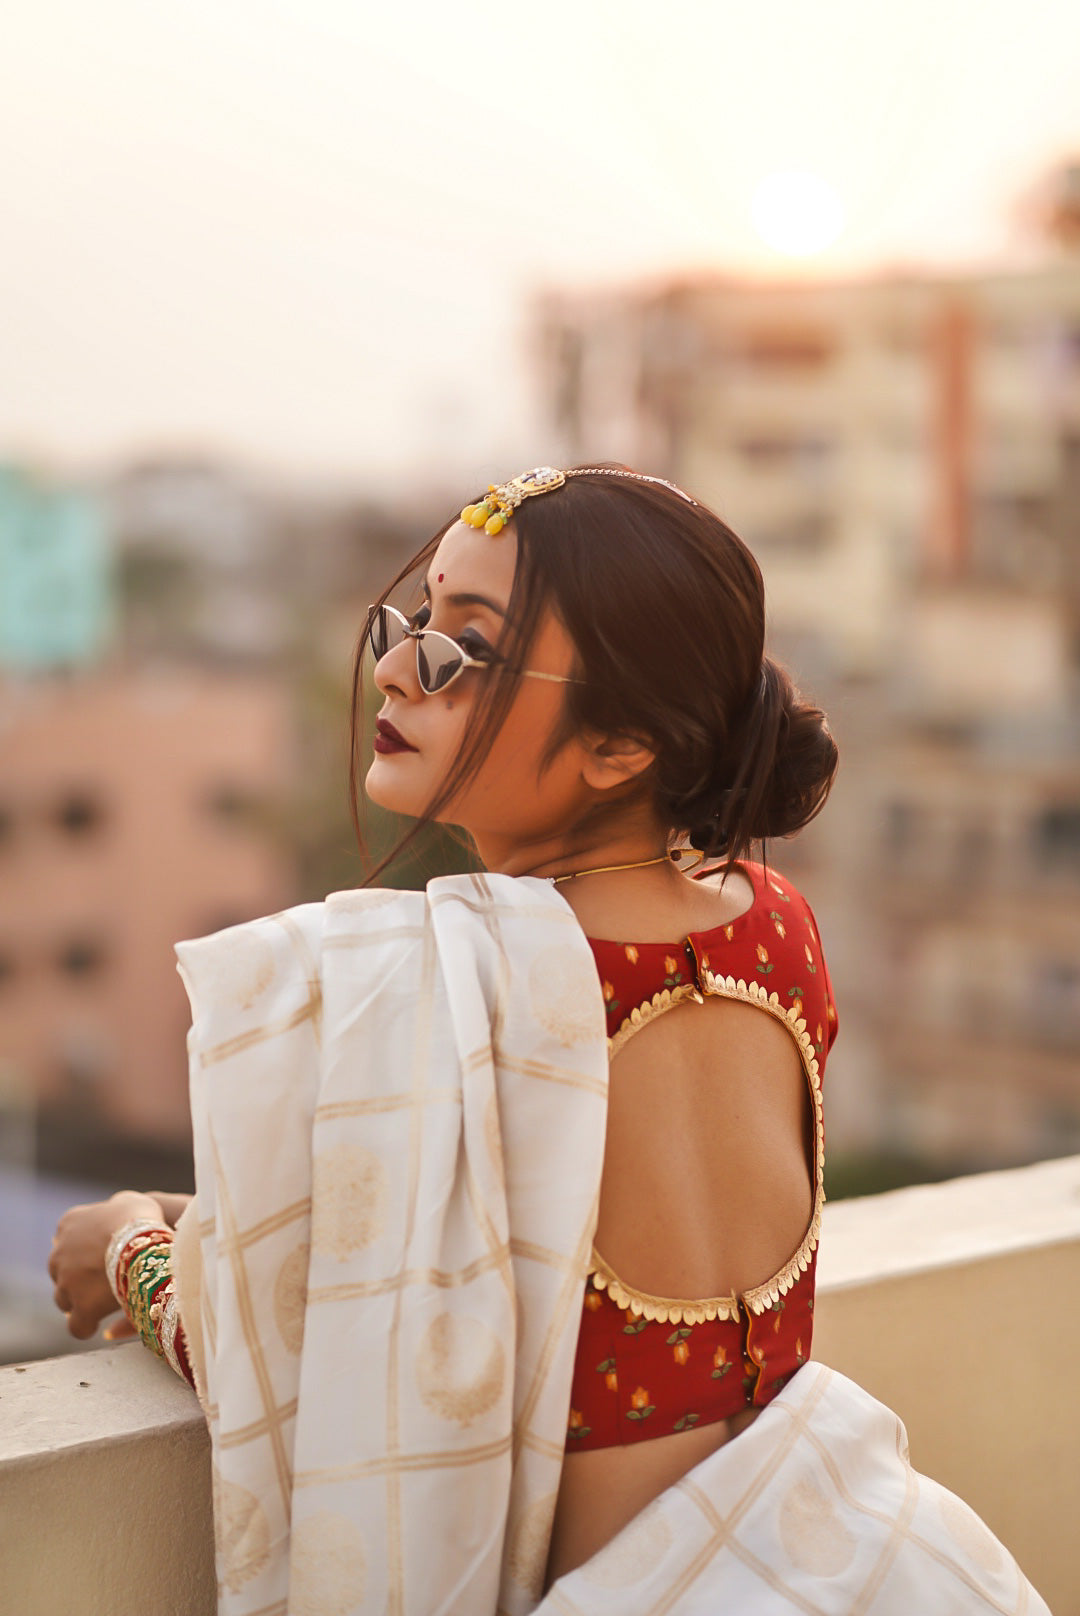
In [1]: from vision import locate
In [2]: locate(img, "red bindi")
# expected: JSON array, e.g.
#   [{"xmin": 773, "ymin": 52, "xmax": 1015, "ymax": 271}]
[{"xmin": 437, "ymin": 572, "xmax": 444, "ymax": 582}]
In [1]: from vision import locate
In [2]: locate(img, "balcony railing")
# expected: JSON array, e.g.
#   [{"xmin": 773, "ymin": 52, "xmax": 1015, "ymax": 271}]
[{"xmin": 2, "ymin": 1155, "xmax": 1077, "ymax": 1615}]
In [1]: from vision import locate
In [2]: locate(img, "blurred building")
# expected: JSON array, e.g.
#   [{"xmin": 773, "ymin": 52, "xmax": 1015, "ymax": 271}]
[
  {"xmin": 0, "ymin": 459, "xmax": 439, "ymax": 1189},
  {"xmin": 105, "ymin": 456, "xmax": 421, "ymax": 670},
  {"xmin": 0, "ymin": 671, "xmax": 296, "ymax": 1159},
  {"xmin": 0, "ymin": 469, "xmax": 113, "ymax": 671},
  {"xmin": 537, "ymin": 258, "xmax": 1080, "ymax": 1174}
]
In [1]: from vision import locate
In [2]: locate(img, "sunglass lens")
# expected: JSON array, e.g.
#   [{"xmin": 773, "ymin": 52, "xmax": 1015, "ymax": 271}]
[
  {"xmin": 417, "ymin": 637, "xmax": 463, "ymax": 693},
  {"xmin": 370, "ymin": 606, "xmax": 402, "ymax": 659}
]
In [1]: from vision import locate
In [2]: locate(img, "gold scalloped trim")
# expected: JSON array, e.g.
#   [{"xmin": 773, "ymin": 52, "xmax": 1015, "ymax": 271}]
[
  {"xmin": 740, "ymin": 1203, "xmax": 822, "ymax": 1315},
  {"xmin": 702, "ymin": 970, "xmax": 825, "ymax": 1315},
  {"xmin": 593, "ymin": 969, "xmax": 825, "ymax": 1322},
  {"xmin": 590, "ymin": 1247, "xmax": 740, "ymax": 1325},
  {"xmin": 608, "ymin": 981, "xmax": 703, "ymax": 1059}
]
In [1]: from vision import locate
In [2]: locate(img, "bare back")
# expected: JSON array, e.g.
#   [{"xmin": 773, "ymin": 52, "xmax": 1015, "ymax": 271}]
[{"xmin": 547, "ymin": 866, "xmax": 817, "ymax": 1585}]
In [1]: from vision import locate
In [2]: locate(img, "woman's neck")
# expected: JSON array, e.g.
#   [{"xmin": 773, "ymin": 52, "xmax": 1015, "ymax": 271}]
[
  {"xmin": 471, "ymin": 826, "xmax": 754, "ymax": 943},
  {"xmin": 472, "ymin": 822, "xmax": 669, "ymax": 885},
  {"xmin": 473, "ymin": 825, "xmax": 685, "ymax": 930}
]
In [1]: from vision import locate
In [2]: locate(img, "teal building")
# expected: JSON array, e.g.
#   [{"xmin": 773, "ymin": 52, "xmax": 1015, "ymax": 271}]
[{"xmin": 0, "ymin": 469, "xmax": 114, "ymax": 670}]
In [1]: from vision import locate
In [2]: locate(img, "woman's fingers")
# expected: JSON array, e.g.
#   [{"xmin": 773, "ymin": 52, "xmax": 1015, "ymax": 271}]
[
  {"xmin": 66, "ymin": 1308, "xmax": 99, "ymax": 1341},
  {"xmin": 48, "ymin": 1192, "xmax": 170, "ymax": 1335}
]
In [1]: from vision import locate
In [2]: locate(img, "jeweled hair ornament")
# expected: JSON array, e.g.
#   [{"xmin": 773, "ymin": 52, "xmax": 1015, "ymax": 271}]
[{"xmin": 461, "ymin": 465, "xmax": 696, "ymax": 535}]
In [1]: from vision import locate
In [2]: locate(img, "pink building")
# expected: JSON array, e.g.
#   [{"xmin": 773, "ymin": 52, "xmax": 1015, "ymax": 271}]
[{"xmin": 0, "ymin": 670, "xmax": 296, "ymax": 1146}]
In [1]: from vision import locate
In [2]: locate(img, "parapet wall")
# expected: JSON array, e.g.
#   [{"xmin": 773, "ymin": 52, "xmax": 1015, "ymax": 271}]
[{"xmin": 2, "ymin": 1155, "xmax": 1076, "ymax": 1614}]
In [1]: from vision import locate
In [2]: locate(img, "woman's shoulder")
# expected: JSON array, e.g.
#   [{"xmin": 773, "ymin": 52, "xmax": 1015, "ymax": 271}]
[
  {"xmin": 679, "ymin": 860, "xmax": 825, "ymax": 977},
  {"xmin": 688, "ymin": 856, "xmax": 820, "ymax": 936},
  {"xmin": 578, "ymin": 857, "xmax": 818, "ymax": 951},
  {"xmin": 585, "ymin": 857, "xmax": 838, "ymax": 1055},
  {"xmin": 694, "ymin": 860, "xmax": 838, "ymax": 1056}
]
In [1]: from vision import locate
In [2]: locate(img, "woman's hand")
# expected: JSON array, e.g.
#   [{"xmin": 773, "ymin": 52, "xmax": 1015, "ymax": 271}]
[
  {"xmin": 48, "ymin": 1190, "xmax": 166, "ymax": 1340},
  {"xmin": 144, "ymin": 1191, "xmax": 194, "ymax": 1228}
]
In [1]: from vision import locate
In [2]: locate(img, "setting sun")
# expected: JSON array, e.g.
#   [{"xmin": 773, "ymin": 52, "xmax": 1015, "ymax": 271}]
[{"xmin": 751, "ymin": 170, "xmax": 846, "ymax": 257}]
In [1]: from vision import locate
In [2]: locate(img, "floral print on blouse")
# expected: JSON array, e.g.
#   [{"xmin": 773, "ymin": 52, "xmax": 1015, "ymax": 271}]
[{"xmin": 567, "ymin": 860, "xmax": 837, "ymax": 1449}]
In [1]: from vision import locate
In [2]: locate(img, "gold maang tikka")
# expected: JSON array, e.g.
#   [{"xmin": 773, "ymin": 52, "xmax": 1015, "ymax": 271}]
[
  {"xmin": 461, "ymin": 464, "xmax": 697, "ymax": 536},
  {"xmin": 460, "ymin": 466, "xmax": 567, "ymax": 535}
]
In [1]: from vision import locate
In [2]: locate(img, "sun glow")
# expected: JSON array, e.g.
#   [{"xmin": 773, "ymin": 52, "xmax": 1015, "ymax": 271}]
[{"xmin": 751, "ymin": 171, "xmax": 846, "ymax": 257}]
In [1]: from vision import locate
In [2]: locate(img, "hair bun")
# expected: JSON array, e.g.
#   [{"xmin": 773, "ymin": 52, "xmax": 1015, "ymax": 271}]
[
  {"xmin": 685, "ymin": 790, "xmax": 737, "ymax": 858},
  {"xmin": 735, "ymin": 660, "xmax": 837, "ymax": 845},
  {"xmin": 669, "ymin": 661, "xmax": 836, "ymax": 862}
]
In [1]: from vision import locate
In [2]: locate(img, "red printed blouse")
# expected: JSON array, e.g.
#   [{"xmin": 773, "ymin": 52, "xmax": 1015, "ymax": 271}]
[{"xmin": 566, "ymin": 860, "xmax": 838, "ymax": 1449}]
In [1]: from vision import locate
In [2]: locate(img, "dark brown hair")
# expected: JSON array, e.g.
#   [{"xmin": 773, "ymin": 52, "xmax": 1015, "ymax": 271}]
[{"xmin": 349, "ymin": 466, "xmax": 837, "ymax": 879}]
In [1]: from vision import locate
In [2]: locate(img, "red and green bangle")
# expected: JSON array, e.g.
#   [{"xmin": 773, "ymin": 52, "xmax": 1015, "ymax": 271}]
[{"xmin": 105, "ymin": 1220, "xmax": 194, "ymax": 1388}]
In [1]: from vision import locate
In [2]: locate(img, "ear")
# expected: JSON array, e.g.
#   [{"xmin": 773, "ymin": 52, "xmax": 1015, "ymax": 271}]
[{"xmin": 580, "ymin": 731, "xmax": 656, "ymax": 795}]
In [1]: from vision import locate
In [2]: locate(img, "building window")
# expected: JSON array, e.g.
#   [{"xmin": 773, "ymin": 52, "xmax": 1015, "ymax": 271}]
[
  {"xmin": 58, "ymin": 938, "xmax": 108, "ymax": 977},
  {"xmin": 884, "ymin": 800, "xmax": 926, "ymax": 858},
  {"xmin": 1030, "ymin": 957, "xmax": 1080, "ymax": 1047},
  {"xmin": 1033, "ymin": 804, "xmax": 1080, "ymax": 869},
  {"xmin": 971, "ymin": 492, "xmax": 1053, "ymax": 586},
  {"xmin": 55, "ymin": 792, "xmax": 105, "ymax": 835},
  {"xmin": 750, "ymin": 513, "xmax": 834, "ymax": 557},
  {"xmin": 205, "ymin": 784, "xmax": 265, "ymax": 827},
  {"xmin": 58, "ymin": 1028, "xmax": 112, "ymax": 1090},
  {"xmin": 1035, "ymin": 1102, "xmax": 1080, "ymax": 1158},
  {"xmin": 955, "ymin": 823, "xmax": 991, "ymax": 883},
  {"xmin": 734, "ymin": 434, "xmax": 833, "ymax": 474},
  {"xmin": 877, "ymin": 318, "xmax": 928, "ymax": 357},
  {"xmin": 736, "ymin": 329, "xmax": 835, "ymax": 369}
]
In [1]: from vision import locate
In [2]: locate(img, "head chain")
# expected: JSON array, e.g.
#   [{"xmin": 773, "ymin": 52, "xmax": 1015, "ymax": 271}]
[{"xmin": 460, "ymin": 464, "xmax": 696, "ymax": 535}]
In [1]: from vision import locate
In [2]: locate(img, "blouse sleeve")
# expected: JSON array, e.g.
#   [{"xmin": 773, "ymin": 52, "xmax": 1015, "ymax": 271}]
[
  {"xmin": 105, "ymin": 1219, "xmax": 195, "ymax": 1388},
  {"xmin": 802, "ymin": 894, "xmax": 839, "ymax": 1055}
]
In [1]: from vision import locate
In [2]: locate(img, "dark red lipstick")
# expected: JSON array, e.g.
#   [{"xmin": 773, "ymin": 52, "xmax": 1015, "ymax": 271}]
[{"xmin": 374, "ymin": 717, "xmax": 418, "ymax": 754}]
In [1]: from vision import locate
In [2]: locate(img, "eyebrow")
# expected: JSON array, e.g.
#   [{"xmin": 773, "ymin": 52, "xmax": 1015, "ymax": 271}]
[{"xmin": 421, "ymin": 576, "xmax": 508, "ymax": 618}]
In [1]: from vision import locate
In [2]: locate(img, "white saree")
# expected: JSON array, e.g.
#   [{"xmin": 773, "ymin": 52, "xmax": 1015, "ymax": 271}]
[{"xmin": 176, "ymin": 874, "xmax": 1048, "ymax": 1616}]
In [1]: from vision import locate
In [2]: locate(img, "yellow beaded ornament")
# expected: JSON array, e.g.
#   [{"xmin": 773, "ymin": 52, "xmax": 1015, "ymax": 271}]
[
  {"xmin": 460, "ymin": 466, "xmax": 567, "ymax": 535},
  {"xmin": 458, "ymin": 464, "xmax": 696, "ymax": 536}
]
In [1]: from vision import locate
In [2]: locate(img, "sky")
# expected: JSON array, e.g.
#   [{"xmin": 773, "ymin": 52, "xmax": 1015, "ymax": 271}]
[{"xmin": 2, "ymin": 0, "xmax": 1079, "ymax": 492}]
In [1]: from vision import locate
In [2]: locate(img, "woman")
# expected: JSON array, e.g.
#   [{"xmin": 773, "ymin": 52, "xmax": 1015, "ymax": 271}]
[{"xmin": 50, "ymin": 466, "xmax": 1045, "ymax": 1614}]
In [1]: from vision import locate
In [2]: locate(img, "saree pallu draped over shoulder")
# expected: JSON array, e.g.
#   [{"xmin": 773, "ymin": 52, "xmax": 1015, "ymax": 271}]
[
  {"xmin": 176, "ymin": 874, "xmax": 611, "ymax": 1616},
  {"xmin": 176, "ymin": 874, "xmax": 1049, "ymax": 1616}
]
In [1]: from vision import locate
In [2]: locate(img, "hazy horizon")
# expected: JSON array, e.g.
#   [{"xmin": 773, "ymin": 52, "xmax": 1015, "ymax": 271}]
[{"xmin": 3, "ymin": 0, "xmax": 1079, "ymax": 492}]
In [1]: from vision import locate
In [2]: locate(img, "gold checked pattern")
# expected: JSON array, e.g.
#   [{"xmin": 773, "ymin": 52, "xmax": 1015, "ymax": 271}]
[
  {"xmin": 175, "ymin": 875, "xmax": 611, "ymax": 1614},
  {"xmin": 533, "ymin": 1358, "xmax": 1046, "ymax": 1613}
]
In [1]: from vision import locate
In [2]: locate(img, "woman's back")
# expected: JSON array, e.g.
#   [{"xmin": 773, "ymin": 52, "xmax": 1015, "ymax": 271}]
[{"xmin": 548, "ymin": 859, "xmax": 836, "ymax": 1583}]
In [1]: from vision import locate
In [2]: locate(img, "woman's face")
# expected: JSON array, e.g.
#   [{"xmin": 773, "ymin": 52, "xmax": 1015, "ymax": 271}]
[{"xmin": 365, "ymin": 520, "xmax": 601, "ymax": 869}]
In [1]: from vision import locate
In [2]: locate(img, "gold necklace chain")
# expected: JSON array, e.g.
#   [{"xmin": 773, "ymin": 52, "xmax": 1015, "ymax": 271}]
[{"xmin": 550, "ymin": 851, "xmax": 673, "ymax": 886}]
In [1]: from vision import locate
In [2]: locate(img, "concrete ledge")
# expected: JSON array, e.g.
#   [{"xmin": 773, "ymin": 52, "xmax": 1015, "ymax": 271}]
[
  {"xmin": 814, "ymin": 1155, "xmax": 1080, "ymax": 1615},
  {"xmin": 2, "ymin": 1158, "xmax": 1076, "ymax": 1614},
  {"xmin": 818, "ymin": 1151, "xmax": 1080, "ymax": 1285},
  {"xmin": 0, "ymin": 1345, "xmax": 213, "ymax": 1616}
]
